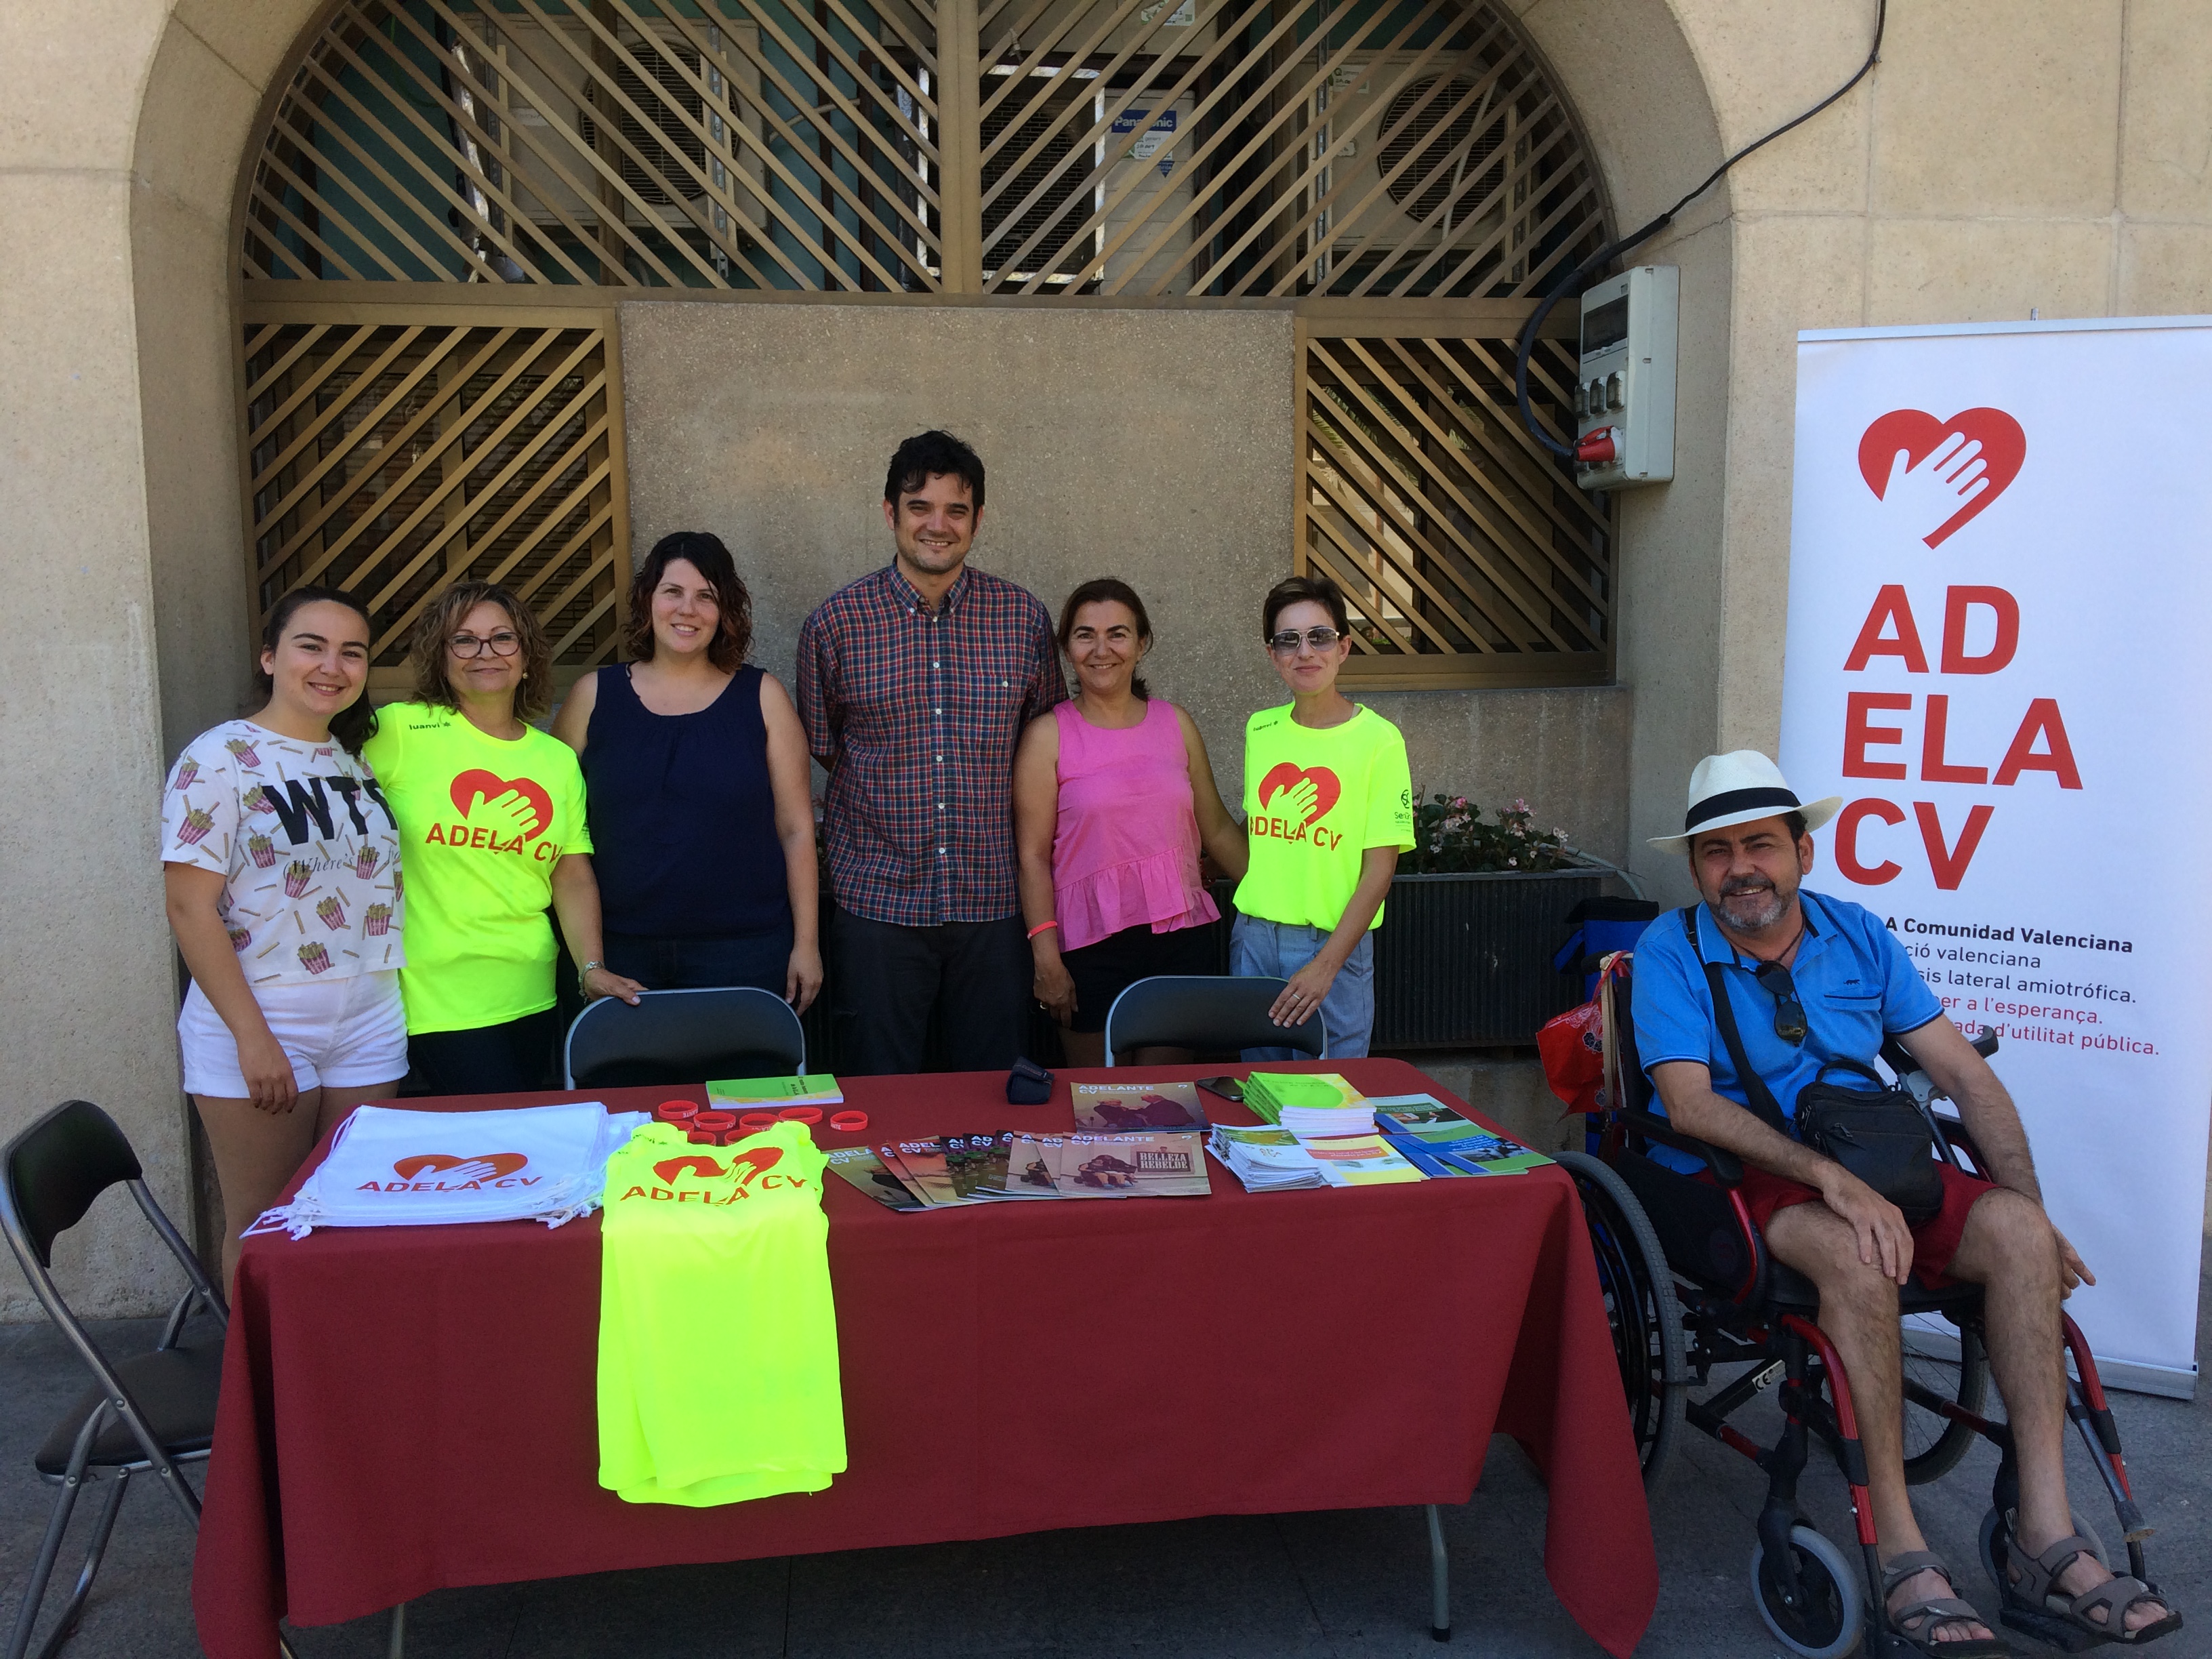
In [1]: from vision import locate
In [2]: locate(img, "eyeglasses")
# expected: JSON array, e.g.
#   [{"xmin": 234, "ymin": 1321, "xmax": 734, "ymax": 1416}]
[
  {"xmin": 1752, "ymin": 960, "xmax": 1808, "ymax": 1046},
  {"xmin": 448, "ymin": 631, "xmax": 521, "ymax": 659},
  {"xmin": 1267, "ymin": 626, "xmax": 1342, "ymax": 655}
]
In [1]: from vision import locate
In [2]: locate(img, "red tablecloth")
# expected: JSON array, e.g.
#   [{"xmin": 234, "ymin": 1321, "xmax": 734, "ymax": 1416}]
[{"xmin": 193, "ymin": 1060, "xmax": 1654, "ymax": 1657}]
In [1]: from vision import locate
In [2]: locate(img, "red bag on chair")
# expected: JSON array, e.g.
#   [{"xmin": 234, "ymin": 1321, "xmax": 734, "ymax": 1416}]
[{"xmin": 1538, "ymin": 996, "xmax": 1607, "ymax": 1115}]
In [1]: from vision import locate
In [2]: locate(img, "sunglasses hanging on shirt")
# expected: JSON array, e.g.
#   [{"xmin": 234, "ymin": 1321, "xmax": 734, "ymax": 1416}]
[{"xmin": 1751, "ymin": 960, "xmax": 1808, "ymax": 1046}]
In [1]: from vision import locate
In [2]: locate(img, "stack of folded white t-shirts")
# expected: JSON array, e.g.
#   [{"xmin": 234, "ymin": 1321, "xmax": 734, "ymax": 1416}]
[{"xmin": 256, "ymin": 1103, "xmax": 648, "ymax": 1240}]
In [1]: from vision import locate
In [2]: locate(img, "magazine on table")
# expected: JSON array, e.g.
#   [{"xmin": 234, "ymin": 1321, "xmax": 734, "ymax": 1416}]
[
  {"xmin": 1369, "ymin": 1096, "xmax": 1554, "ymax": 1175},
  {"xmin": 1050, "ymin": 1130, "xmax": 1210, "ymax": 1198},
  {"xmin": 1069, "ymin": 1080, "xmax": 1207, "ymax": 1132},
  {"xmin": 968, "ymin": 1132, "xmax": 1063, "ymax": 1200},
  {"xmin": 881, "ymin": 1139, "xmax": 964, "ymax": 1206},
  {"xmin": 824, "ymin": 1145, "xmax": 924, "ymax": 1211},
  {"xmin": 943, "ymin": 1133, "xmax": 1003, "ymax": 1202},
  {"xmin": 1296, "ymin": 1132, "xmax": 1425, "ymax": 1186}
]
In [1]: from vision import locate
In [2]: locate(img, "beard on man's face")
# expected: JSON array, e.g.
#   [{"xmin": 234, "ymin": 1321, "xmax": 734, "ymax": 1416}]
[{"xmin": 1709, "ymin": 870, "xmax": 1791, "ymax": 933}]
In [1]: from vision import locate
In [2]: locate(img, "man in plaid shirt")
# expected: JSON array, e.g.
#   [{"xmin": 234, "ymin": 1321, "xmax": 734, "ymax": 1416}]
[{"xmin": 797, "ymin": 432, "xmax": 1067, "ymax": 1073}]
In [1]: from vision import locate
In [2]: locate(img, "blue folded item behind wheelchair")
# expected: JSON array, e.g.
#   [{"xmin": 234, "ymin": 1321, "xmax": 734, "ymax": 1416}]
[{"xmin": 1547, "ymin": 950, "xmax": 2182, "ymax": 1658}]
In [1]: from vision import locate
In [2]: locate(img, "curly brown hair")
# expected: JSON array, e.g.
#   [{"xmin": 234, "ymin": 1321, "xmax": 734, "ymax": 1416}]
[
  {"xmin": 407, "ymin": 581, "xmax": 554, "ymax": 722},
  {"xmin": 621, "ymin": 532, "xmax": 752, "ymax": 670}
]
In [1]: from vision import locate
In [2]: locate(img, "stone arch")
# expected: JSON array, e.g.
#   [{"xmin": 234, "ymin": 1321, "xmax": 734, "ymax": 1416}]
[{"xmin": 52, "ymin": 0, "xmax": 1733, "ymax": 1317}]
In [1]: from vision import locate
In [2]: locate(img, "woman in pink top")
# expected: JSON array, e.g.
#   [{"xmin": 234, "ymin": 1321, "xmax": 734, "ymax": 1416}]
[{"xmin": 1015, "ymin": 579, "xmax": 1247, "ymax": 1065}]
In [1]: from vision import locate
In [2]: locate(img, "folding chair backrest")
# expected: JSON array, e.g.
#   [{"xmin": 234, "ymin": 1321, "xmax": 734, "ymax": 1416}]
[
  {"xmin": 1101, "ymin": 976, "xmax": 1326, "ymax": 1066},
  {"xmin": 0, "ymin": 1100, "xmax": 225, "ymax": 1399},
  {"xmin": 3, "ymin": 1100, "xmax": 143, "ymax": 1271},
  {"xmin": 564, "ymin": 986, "xmax": 807, "ymax": 1088}
]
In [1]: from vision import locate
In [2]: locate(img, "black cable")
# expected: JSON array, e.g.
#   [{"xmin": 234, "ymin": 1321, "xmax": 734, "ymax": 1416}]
[{"xmin": 1513, "ymin": 0, "xmax": 1888, "ymax": 457}]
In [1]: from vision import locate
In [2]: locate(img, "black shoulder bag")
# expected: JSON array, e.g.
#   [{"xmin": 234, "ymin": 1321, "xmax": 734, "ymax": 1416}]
[{"xmin": 1685, "ymin": 905, "xmax": 1944, "ymax": 1225}]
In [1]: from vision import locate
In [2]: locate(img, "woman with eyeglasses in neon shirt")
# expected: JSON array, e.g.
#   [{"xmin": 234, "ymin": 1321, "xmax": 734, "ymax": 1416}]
[
  {"xmin": 363, "ymin": 581, "xmax": 643, "ymax": 1094},
  {"xmin": 1228, "ymin": 575, "xmax": 1415, "ymax": 1059}
]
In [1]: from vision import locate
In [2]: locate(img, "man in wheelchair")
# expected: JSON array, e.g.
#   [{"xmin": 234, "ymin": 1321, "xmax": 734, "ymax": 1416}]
[{"xmin": 1631, "ymin": 752, "xmax": 2179, "ymax": 1653}]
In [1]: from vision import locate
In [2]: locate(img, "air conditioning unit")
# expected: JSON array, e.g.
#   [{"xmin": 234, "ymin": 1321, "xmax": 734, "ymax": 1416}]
[
  {"xmin": 1305, "ymin": 52, "xmax": 1513, "ymax": 282},
  {"xmin": 981, "ymin": 87, "xmax": 1193, "ymax": 291},
  {"xmin": 992, "ymin": 0, "xmax": 1223, "ymax": 63},
  {"xmin": 490, "ymin": 18, "xmax": 765, "ymax": 237}
]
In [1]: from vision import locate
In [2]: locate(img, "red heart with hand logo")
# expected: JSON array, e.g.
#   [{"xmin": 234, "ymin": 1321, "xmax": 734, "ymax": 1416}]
[
  {"xmin": 1257, "ymin": 762, "xmax": 1342, "ymax": 827},
  {"xmin": 1856, "ymin": 407, "xmax": 2026, "ymax": 548},
  {"xmin": 392, "ymin": 1152, "xmax": 527, "ymax": 1180},
  {"xmin": 449, "ymin": 769, "xmax": 554, "ymax": 839},
  {"xmin": 655, "ymin": 1154, "xmax": 726, "ymax": 1183}
]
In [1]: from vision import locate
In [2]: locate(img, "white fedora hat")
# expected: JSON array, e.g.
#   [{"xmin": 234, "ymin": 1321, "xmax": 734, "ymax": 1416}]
[{"xmin": 1647, "ymin": 750, "xmax": 1843, "ymax": 853}]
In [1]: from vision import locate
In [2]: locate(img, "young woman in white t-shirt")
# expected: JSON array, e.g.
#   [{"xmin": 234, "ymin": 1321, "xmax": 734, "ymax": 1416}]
[{"xmin": 162, "ymin": 588, "xmax": 407, "ymax": 1287}]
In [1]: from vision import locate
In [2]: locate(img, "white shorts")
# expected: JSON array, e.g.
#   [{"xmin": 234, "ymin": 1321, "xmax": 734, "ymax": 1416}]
[{"xmin": 178, "ymin": 970, "xmax": 409, "ymax": 1099}]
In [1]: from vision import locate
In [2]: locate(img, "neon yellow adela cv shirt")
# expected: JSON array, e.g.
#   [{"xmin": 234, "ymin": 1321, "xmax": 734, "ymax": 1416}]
[
  {"xmin": 361, "ymin": 701, "xmax": 591, "ymax": 1035},
  {"xmin": 1233, "ymin": 703, "xmax": 1414, "ymax": 931},
  {"xmin": 598, "ymin": 1121, "xmax": 845, "ymax": 1506}
]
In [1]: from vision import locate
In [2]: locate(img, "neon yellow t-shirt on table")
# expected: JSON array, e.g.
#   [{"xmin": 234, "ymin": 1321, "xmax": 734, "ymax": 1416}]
[
  {"xmin": 597, "ymin": 1120, "xmax": 845, "ymax": 1506},
  {"xmin": 361, "ymin": 701, "xmax": 592, "ymax": 1035},
  {"xmin": 1233, "ymin": 703, "xmax": 1414, "ymax": 930}
]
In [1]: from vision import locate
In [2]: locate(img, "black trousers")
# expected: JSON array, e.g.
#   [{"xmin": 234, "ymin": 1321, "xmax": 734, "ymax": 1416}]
[
  {"xmin": 407, "ymin": 1007, "xmax": 560, "ymax": 1097},
  {"xmin": 831, "ymin": 908, "xmax": 1029, "ymax": 1076}
]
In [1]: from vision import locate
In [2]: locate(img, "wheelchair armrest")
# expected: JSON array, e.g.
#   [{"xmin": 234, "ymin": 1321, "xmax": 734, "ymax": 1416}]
[
  {"xmin": 1622, "ymin": 1108, "xmax": 1746, "ymax": 1187},
  {"xmin": 1929, "ymin": 1108, "xmax": 1994, "ymax": 1179}
]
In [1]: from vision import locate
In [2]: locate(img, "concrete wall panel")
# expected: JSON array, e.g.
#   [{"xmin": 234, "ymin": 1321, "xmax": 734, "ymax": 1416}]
[
  {"xmin": 0, "ymin": 171, "xmax": 185, "ymax": 1319},
  {"xmin": 616, "ymin": 300, "xmax": 1295, "ymax": 810}
]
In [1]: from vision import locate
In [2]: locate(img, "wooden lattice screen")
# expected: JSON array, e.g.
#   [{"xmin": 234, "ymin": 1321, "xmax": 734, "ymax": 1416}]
[
  {"xmin": 244, "ymin": 0, "xmax": 941, "ymax": 292},
  {"xmin": 1296, "ymin": 304, "xmax": 1612, "ymax": 687},
  {"xmin": 972, "ymin": 0, "xmax": 1603, "ymax": 297},
  {"xmin": 238, "ymin": 0, "xmax": 1614, "ymax": 689},
  {"xmin": 239, "ymin": 304, "xmax": 629, "ymax": 691}
]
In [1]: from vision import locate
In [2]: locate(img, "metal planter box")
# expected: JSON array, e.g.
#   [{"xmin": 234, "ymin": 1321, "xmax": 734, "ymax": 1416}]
[{"xmin": 1370, "ymin": 866, "xmax": 1612, "ymax": 1048}]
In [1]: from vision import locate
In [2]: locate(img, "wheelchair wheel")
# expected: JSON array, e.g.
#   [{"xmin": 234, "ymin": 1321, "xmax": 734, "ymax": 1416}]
[
  {"xmin": 1900, "ymin": 1321, "xmax": 1990, "ymax": 1485},
  {"xmin": 1980, "ymin": 1505, "xmax": 2108, "ymax": 1601},
  {"xmin": 1555, "ymin": 1150, "xmax": 1686, "ymax": 1490},
  {"xmin": 1750, "ymin": 1524, "xmax": 1865, "ymax": 1659}
]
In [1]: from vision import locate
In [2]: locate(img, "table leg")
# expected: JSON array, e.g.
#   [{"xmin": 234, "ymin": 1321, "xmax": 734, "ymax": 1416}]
[
  {"xmin": 387, "ymin": 1601, "xmax": 406, "ymax": 1659},
  {"xmin": 1427, "ymin": 1504, "xmax": 1450, "ymax": 1642}
]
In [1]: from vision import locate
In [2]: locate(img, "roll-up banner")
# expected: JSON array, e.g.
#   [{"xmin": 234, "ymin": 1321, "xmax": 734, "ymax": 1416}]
[{"xmin": 1779, "ymin": 317, "xmax": 2212, "ymax": 1395}]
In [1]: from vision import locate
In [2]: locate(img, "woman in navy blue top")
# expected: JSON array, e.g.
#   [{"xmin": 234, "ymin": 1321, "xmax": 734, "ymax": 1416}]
[{"xmin": 553, "ymin": 533, "xmax": 821, "ymax": 1008}]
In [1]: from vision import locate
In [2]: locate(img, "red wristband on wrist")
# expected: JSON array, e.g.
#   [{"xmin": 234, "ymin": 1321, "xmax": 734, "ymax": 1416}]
[{"xmin": 1027, "ymin": 920, "xmax": 1059, "ymax": 939}]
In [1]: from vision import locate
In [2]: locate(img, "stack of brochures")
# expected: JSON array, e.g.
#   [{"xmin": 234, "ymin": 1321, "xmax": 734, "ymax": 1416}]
[
  {"xmin": 824, "ymin": 1128, "xmax": 1211, "ymax": 1209},
  {"xmin": 1370, "ymin": 1094, "xmax": 1555, "ymax": 1176},
  {"xmin": 1206, "ymin": 1124, "xmax": 1326, "ymax": 1191},
  {"xmin": 1205, "ymin": 1122, "xmax": 1426, "ymax": 1191},
  {"xmin": 1241, "ymin": 1071, "xmax": 1376, "ymax": 1137},
  {"xmin": 708, "ymin": 1074, "xmax": 844, "ymax": 1109}
]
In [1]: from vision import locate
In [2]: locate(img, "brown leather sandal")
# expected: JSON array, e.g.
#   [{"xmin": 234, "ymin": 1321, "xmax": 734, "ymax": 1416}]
[
  {"xmin": 2005, "ymin": 1532, "xmax": 2183, "ymax": 1647},
  {"xmin": 1881, "ymin": 1551, "xmax": 2011, "ymax": 1656}
]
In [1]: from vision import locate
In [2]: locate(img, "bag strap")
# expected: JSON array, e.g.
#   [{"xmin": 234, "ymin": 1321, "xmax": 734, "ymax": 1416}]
[{"xmin": 1681, "ymin": 904, "xmax": 1793, "ymax": 1137}]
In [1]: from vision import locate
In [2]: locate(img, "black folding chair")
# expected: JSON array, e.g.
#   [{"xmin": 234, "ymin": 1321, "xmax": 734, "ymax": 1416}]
[
  {"xmin": 1, "ymin": 1101, "xmax": 229, "ymax": 1659},
  {"xmin": 562, "ymin": 986, "xmax": 806, "ymax": 1088},
  {"xmin": 1099, "ymin": 975, "xmax": 1327, "ymax": 1067}
]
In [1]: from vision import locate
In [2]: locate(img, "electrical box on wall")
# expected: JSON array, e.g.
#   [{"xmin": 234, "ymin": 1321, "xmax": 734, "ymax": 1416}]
[{"xmin": 1574, "ymin": 265, "xmax": 1677, "ymax": 490}]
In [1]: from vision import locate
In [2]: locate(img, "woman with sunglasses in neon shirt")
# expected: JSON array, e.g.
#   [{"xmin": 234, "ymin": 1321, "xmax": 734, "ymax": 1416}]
[
  {"xmin": 363, "ymin": 581, "xmax": 643, "ymax": 1094},
  {"xmin": 1229, "ymin": 576, "xmax": 1414, "ymax": 1059}
]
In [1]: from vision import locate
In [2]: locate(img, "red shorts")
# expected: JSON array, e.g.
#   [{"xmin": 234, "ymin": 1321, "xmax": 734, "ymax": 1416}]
[{"xmin": 1715, "ymin": 1162, "xmax": 2000, "ymax": 1288}]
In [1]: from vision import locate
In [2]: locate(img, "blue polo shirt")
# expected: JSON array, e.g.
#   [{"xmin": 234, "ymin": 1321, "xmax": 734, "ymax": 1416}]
[{"xmin": 1631, "ymin": 890, "xmax": 1944, "ymax": 1174}]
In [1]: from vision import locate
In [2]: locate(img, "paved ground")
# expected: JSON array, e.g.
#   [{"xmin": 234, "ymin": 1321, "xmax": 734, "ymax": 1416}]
[{"xmin": 4, "ymin": 1235, "xmax": 2203, "ymax": 1657}]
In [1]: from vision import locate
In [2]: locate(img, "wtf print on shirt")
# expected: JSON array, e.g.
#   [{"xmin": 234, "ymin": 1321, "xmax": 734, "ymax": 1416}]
[{"xmin": 161, "ymin": 720, "xmax": 405, "ymax": 986}]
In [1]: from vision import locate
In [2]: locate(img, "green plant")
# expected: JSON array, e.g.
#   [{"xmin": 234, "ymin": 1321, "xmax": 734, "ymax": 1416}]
[{"xmin": 1401, "ymin": 794, "xmax": 1575, "ymax": 875}]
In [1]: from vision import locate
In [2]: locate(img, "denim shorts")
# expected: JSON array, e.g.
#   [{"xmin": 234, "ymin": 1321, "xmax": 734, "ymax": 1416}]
[{"xmin": 1228, "ymin": 915, "xmax": 1376, "ymax": 1060}]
